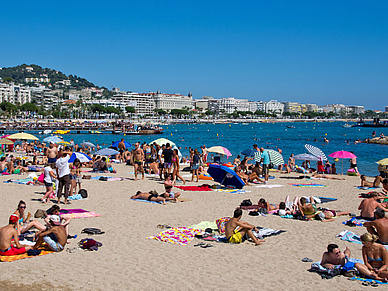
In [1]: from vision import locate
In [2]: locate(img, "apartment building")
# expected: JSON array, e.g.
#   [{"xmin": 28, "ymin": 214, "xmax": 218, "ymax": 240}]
[{"xmin": 0, "ymin": 83, "xmax": 31, "ymax": 104}]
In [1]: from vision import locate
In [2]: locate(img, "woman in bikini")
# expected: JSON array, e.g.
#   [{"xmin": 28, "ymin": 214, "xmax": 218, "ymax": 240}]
[
  {"xmin": 161, "ymin": 173, "xmax": 180, "ymax": 202},
  {"xmin": 131, "ymin": 191, "xmax": 166, "ymax": 205},
  {"xmin": 69, "ymin": 158, "xmax": 81, "ymax": 196},
  {"xmin": 355, "ymin": 233, "xmax": 388, "ymax": 282},
  {"xmin": 13, "ymin": 200, "xmax": 46, "ymax": 235},
  {"xmin": 257, "ymin": 198, "xmax": 278, "ymax": 212},
  {"xmin": 172, "ymin": 149, "xmax": 185, "ymax": 184}
]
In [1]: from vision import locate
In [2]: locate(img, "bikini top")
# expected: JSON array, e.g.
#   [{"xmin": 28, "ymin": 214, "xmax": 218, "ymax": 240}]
[{"xmin": 368, "ymin": 256, "xmax": 383, "ymax": 262}]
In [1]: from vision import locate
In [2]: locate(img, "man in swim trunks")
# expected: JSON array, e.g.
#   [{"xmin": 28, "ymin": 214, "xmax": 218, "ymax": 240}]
[
  {"xmin": 131, "ymin": 191, "xmax": 166, "ymax": 204},
  {"xmin": 132, "ymin": 142, "xmax": 144, "ymax": 181},
  {"xmin": 224, "ymin": 209, "xmax": 264, "ymax": 246},
  {"xmin": 321, "ymin": 244, "xmax": 351, "ymax": 268},
  {"xmin": 33, "ymin": 215, "xmax": 66, "ymax": 252},
  {"xmin": 162, "ymin": 143, "xmax": 174, "ymax": 176},
  {"xmin": 361, "ymin": 175, "xmax": 383, "ymax": 188},
  {"xmin": 364, "ymin": 208, "xmax": 388, "ymax": 244},
  {"xmin": 259, "ymin": 147, "xmax": 270, "ymax": 184},
  {"xmin": 118, "ymin": 138, "xmax": 126, "ymax": 163},
  {"xmin": 358, "ymin": 192, "xmax": 388, "ymax": 220},
  {"xmin": 0, "ymin": 215, "xmax": 33, "ymax": 256},
  {"xmin": 47, "ymin": 142, "xmax": 58, "ymax": 164}
]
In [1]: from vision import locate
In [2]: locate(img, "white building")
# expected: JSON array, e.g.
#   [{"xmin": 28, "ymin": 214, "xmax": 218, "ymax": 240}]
[
  {"xmin": 0, "ymin": 83, "xmax": 31, "ymax": 105},
  {"xmin": 112, "ymin": 92, "xmax": 155, "ymax": 115},
  {"xmin": 282, "ymin": 101, "xmax": 301, "ymax": 113},
  {"xmin": 248, "ymin": 101, "xmax": 258, "ymax": 113},
  {"xmin": 258, "ymin": 100, "xmax": 284, "ymax": 115},
  {"xmin": 347, "ymin": 105, "xmax": 365, "ymax": 115},
  {"xmin": 30, "ymin": 86, "xmax": 60, "ymax": 110},
  {"xmin": 218, "ymin": 97, "xmax": 249, "ymax": 114},
  {"xmin": 153, "ymin": 90, "xmax": 193, "ymax": 111},
  {"xmin": 25, "ymin": 77, "xmax": 50, "ymax": 83}
]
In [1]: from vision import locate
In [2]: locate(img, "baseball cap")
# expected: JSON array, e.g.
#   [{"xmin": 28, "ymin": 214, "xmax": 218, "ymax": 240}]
[
  {"xmin": 9, "ymin": 214, "xmax": 19, "ymax": 224},
  {"xmin": 50, "ymin": 215, "xmax": 61, "ymax": 225}
]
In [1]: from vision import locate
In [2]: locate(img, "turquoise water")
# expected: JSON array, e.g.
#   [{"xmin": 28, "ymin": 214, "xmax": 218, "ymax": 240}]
[{"xmin": 38, "ymin": 122, "xmax": 388, "ymax": 176}]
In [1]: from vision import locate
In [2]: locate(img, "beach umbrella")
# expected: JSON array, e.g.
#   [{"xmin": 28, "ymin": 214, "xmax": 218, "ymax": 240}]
[
  {"xmin": 68, "ymin": 152, "xmax": 92, "ymax": 163},
  {"xmin": 207, "ymin": 164, "xmax": 245, "ymax": 189},
  {"xmin": 376, "ymin": 158, "xmax": 388, "ymax": 166},
  {"xmin": 95, "ymin": 148, "xmax": 119, "ymax": 156},
  {"xmin": 207, "ymin": 146, "xmax": 232, "ymax": 158},
  {"xmin": 293, "ymin": 153, "xmax": 320, "ymax": 161},
  {"xmin": 150, "ymin": 138, "xmax": 175, "ymax": 146},
  {"xmin": 81, "ymin": 142, "xmax": 96, "ymax": 148},
  {"xmin": 111, "ymin": 140, "xmax": 131, "ymax": 148},
  {"xmin": 240, "ymin": 148, "xmax": 256, "ymax": 157},
  {"xmin": 0, "ymin": 138, "xmax": 13, "ymax": 145},
  {"xmin": 255, "ymin": 149, "xmax": 284, "ymax": 166},
  {"xmin": 57, "ymin": 141, "xmax": 71, "ymax": 145},
  {"xmin": 43, "ymin": 136, "xmax": 63, "ymax": 143},
  {"xmin": 328, "ymin": 150, "xmax": 357, "ymax": 175},
  {"xmin": 7, "ymin": 132, "xmax": 39, "ymax": 140},
  {"xmin": 304, "ymin": 144, "xmax": 327, "ymax": 161}
]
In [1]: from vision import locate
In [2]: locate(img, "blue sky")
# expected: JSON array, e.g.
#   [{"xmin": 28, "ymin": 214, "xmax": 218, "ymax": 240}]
[{"xmin": 1, "ymin": 1, "xmax": 387, "ymax": 110}]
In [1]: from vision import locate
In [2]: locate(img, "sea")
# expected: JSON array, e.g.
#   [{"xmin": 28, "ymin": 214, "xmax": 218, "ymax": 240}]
[{"xmin": 34, "ymin": 121, "xmax": 388, "ymax": 176}]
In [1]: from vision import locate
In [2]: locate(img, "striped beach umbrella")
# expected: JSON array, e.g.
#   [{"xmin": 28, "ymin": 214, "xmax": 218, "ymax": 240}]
[
  {"xmin": 304, "ymin": 144, "xmax": 327, "ymax": 161},
  {"xmin": 256, "ymin": 149, "xmax": 284, "ymax": 166}
]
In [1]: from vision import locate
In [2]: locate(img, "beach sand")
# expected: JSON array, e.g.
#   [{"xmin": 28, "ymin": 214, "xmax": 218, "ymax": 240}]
[{"xmin": 0, "ymin": 164, "xmax": 380, "ymax": 290}]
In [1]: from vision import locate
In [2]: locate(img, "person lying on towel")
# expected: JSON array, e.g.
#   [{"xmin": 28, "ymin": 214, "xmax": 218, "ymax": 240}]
[
  {"xmin": 33, "ymin": 215, "xmax": 66, "ymax": 252},
  {"xmin": 224, "ymin": 209, "xmax": 265, "ymax": 246},
  {"xmin": 312, "ymin": 209, "xmax": 351, "ymax": 222},
  {"xmin": 131, "ymin": 191, "xmax": 167, "ymax": 204},
  {"xmin": 0, "ymin": 215, "xmax": 33, "ymax": 256}
]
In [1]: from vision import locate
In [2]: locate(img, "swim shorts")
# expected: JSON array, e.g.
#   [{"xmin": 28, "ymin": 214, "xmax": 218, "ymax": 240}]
[
  {"xmin": 135, "ymin": 161, "xmax": 142, "ymax": 166},
  {"xmin": 43, "ymin": 236, "xmax": 64, "ymax": 252},
  {"xmin": 44, "ymin": 181, "xmax": 53, "ymax": 187},
  {"xmin": 262, "ymin": 164, "xmax": 269, "ymax": 175},
  {"xmin": 0, "ymin": 246, "xmax": 26, "ymax": 256},
  {"xmin": 192, "ymin": 164, "xmax": 199, "ymax": 170},
  {"xmin": 164, "ymin": 162, "xmax": 172, "ymax": 169},
  {"xmin": 48, "ymin": 157, "xmax": 57, "ymax": 163},
  {"xmin": 228, "ymin": 231, "xmax": 242, "ymax": 244},
  {"xmin": 147, "ymin": 194, "xmax": 158, "ymax": 201},
  {"xmin": 14, "ymin": 169, "xmax": 21, "ymax": 174}
]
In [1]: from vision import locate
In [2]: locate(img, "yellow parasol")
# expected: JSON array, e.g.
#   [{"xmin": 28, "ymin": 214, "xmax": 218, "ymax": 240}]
[
  {"xmin": 0, "ymin": 138, "xmax": 14, "ymax": 145},
  {"xmin": 376, "ymin": 158, "xmax": 388, "ymax": 166},
  {"xmin": 7, "ymin": 132, "xmax": 39, "ymax": 140}
]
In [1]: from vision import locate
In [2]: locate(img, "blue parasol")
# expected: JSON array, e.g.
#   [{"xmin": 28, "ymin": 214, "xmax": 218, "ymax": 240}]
[
  {"xmin": 111, "ymin": 140, "xmax": 131, "ymax": 148},
  {"xmin": 68, "ymin": 152, "xmax": 92, "ymax": 163},
  {"xmin": 240, "ymin": 148, "xmax": 256, "ymax": 157},
  {"xmin": 207, "ymin": 164, "xmax": 245, "ymax": 189}
]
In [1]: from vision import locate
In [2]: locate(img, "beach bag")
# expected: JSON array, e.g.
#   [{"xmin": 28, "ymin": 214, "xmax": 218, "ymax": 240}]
[
  {"xmin": 249, "ymin": 211, "xmax": 259, "ymax": 216},
  {"xmin": 99, "ymin": 176, "xmax": 108, "ymax": 181},
  {"xmin": 79, "ymin": 238, "xmax": 103, "ymax": 251},
  {"xmin": 269, "ymin": 162, "xmax": 274, "ymax": 169},
  {"xmin": 79, "ymin": 189, "xmax": 88, "ymax": 198},
  {"xmin": 240, "ymin": 199, "xmax": 252, "ymax": 207},
  {"xmin": 37, "ymin": 173, "xmax": 45, "ymax": 183}
]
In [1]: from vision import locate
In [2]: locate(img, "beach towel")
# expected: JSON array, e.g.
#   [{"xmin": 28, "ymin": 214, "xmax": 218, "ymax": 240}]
[
  {"xmin": 3, "ymin": 178, "xmax": 43, "ymax": 186},
  {"xmin": 356, "ymin": 186, "xmax": 380, "ymax": 190},
  {"xmin": 131, "ymin": 198, "xmax": 162, "ymax": 204},
  {"xmin": 68, "ymin": 194, "xmax": 85, "ymax": 200},
  {"xmin": 336, "ymin": 230, "xmax": 387, "ymax": 248},
  {"xmin": 255, "ymin": 184, "xmax": 284, "ymax": 188},
  {"xmin": 216, "ymin": 217, "xmax": 231, "ymax": 233},
  {"xmin": 342, "ymin": 217, "xmax": 370, "ymax": 227},
  {"xmin": 251, "ymin": 227, "xmax": 285, "ymax": 239},
  {"xmin": 318, "ymin": 197, "xmax": 337, "ymax": 203},
  {"xmin": 348, "ymin": 276, "xmax": 388, "ymax": 285},
  {"xmin": 148, "ymin": 227, "xmax": 201, "ymax": 246},
  {"xmin": 288, "ymin": 183, "xmax": 327, "ymax": 187},
  {"xmin": 189, "ymin": 221, "xmax": 218, "ymax": 231},
  {"xmin": 59, "ymin": 209, "xmax": 101, "ymax": 219},
  {"xmin": 0, "ymin": 247, "xmax": 53, "ymax": 262},
  {"xmin": 213, "ymin": 189, "xmax": 251, "ymax": 194},
  {"xmin": 175, "ymin": 185, "xmax": 212, "ymax": 191}
]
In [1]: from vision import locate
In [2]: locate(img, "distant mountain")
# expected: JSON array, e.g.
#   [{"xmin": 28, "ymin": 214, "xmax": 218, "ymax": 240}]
[{"xmin": 0, "ymin": 64, "xmax": 97, "ymax": 89}]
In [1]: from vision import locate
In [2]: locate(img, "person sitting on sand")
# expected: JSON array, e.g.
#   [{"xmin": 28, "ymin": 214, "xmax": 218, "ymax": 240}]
[
  {"xmin": 354, "ymin": 233, "xmax": 388, "ymax": 282},
  {"xmin": 361, "ymin": 175, "xmax": 383, "ymax": 188},
  {"xmin": 311, "ymin": 173, "xmax": 345, "ymax": 180},
  {"xmin": 0, "ymin": 215, "xmax": 33, "ymax": 256},
  {"xmin": 298, "ymin": 197, "xmax": 317, "ymax": 216},
  {"xmin": 233, "ymin": 155, "xmax": 241, "ymax": 167},
  {"xmin": 160, "ymin": 173, "xmax": 180, "ymax": 202},
  {"xmin": 224, "ymin": 209, "xmax": 265, "ymax": 246},
  {"xmin": 358, "ymin": 192, "xmax": 388, "ymax": 220},
  {"xmin": 33, "ymin": 215, "xmax": 66, "ymax": 252},
  {"xmin": 257, "ymin": 198, "xmax": 278, "ymax": 212},
  {"xmin": 321, "ymin": 243, "xmax": 351, "ymax": 268},
  {"xmin": 131, "ymin": 191, "xmax": 167, "ymax": 204},
  {"xmin": 44, "ymin": 205, "xmax": 72, "ymax": 238},
  {"xmin": 13, "ymin": 200, "xmax": 46, "ymax": 236},
  {"xmin": 364, "ymin": 208, "xmax": 388, "ymax": 245},
  {"xmin": 313, "ymin": 209, "xmax": 351, "ymax": 222},
  {"xmin": 240, "ymin": 156, "xmax": 252, "ymax": 173}
]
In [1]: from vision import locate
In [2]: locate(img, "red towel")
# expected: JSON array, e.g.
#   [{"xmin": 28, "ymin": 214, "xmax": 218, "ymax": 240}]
[{"xmin": 175, "ymin": 186, "xmax": 212, "ymax": 191}]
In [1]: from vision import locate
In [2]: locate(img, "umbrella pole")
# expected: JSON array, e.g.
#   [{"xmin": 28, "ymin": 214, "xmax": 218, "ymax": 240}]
[{"xmin": 219, "ymin": 173, "xmax": 228, "ymax": 189}]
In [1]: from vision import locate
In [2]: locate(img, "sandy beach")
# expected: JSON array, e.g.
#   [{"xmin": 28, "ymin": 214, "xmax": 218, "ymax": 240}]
[{"xmin": 0, "ymin": 162, "xmax": 382, "ymax": 291}]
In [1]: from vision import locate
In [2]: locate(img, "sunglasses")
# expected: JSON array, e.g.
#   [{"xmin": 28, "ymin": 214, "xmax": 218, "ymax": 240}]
[{"xmin": 19, "ymin": 206, "xmax": 26, "ymax": 209}]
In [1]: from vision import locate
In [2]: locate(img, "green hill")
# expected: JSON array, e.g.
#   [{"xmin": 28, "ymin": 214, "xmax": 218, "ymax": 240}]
[{"xmin": 0, "ymin": 64, "xmax": 96, "ymax": 88}]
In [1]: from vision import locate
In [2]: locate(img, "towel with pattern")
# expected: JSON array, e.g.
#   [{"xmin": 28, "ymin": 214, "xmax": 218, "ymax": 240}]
[
  {"xmin": 60, "ymin": 209, "xmax": 101, "ymax": 219},
  {"xmin": 148, "ymin": 227, "xmax": 201, "ymax": 245},
  {"xmin": 288, "ymin": 183, "xmax": 327, "ymax": 187},
  {"xmin": 337, "ymin": 230, "xmax": 388, "ymax": 250},
  {"xmin": 0, "ymin": 247, "xmax": 53, "ymax": 262}
]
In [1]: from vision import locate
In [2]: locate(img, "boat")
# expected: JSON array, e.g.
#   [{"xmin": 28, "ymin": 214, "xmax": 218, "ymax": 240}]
[
  {"xmin": 342, "ymin": 123, "xmax": 352, "ymax": 128},
  {"xmin": 90, "ymin": 130, "xmax": 102, "ymax": 134},
  {"xmin": 286, "ymin": 125, "xmax": 295, "ymax": 129},
  {"xmin": 39, "ymin": 129, "xmax": 52, "ymax": 134},
  {"xmin": 53, "ymin": 130, "xmax": 70, "ymax": 134},
  {"xmin": 242, "ymin": 123, "xmax": 249, "ymax": 125}
]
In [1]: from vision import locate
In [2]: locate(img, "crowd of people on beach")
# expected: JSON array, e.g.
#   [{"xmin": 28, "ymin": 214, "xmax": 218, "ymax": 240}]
[{"xmin": 2, "ymin": 136, "xmax": 388, "ymax": 285}]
